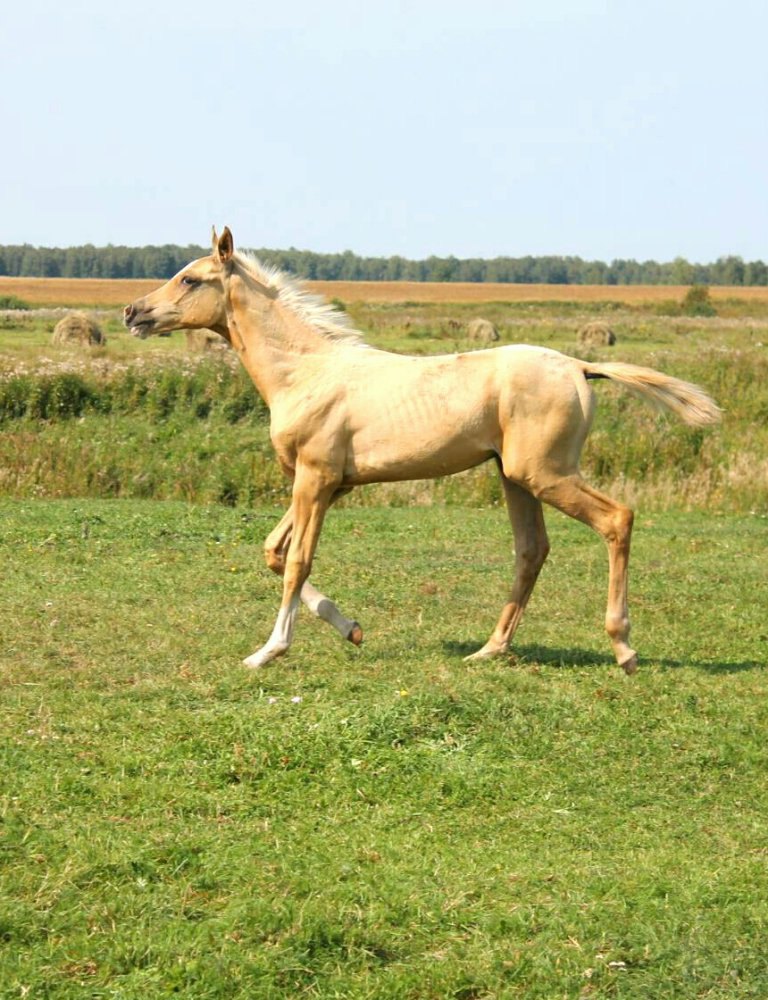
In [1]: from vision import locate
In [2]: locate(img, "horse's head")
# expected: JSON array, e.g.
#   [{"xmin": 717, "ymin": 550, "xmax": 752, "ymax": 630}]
[{"xmin": 124, "ymin": 227, "xmax": 235, "ymax": 338}]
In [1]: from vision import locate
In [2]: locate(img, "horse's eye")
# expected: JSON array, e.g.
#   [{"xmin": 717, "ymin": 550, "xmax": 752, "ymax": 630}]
[{"xmin": 181, "ymin": 276, "xmax": 201, "ymax": 287}]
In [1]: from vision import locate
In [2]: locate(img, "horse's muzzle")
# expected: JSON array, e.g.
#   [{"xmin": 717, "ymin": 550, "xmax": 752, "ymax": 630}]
[{"xmin": 124, "ymin": 302, "xmax": 153, "ymax": 338}]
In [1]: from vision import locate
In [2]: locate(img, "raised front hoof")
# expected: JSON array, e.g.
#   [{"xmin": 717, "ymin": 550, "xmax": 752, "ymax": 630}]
[
  {"xmin": 242, "ymin": 644, "xmax": 288, "ymax": 669},
  {"xmin": 347, "ymin": 622, "xmax": 363, "ymax": 646},
  {"xmin": 620, "ymin": 651, "xmax": 638, "ymax": 676}
]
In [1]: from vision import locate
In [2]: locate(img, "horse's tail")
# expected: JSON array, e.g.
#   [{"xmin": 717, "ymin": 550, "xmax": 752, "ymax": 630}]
[{"xmin": 581, "ymin": 361, "xmax": 721, "ymax": 427}]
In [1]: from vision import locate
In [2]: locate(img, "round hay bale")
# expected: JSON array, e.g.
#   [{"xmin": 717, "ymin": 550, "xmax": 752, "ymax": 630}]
[
  {"xmin": 466, "ymin": 317, "xmax": 500, "ymax": 343},
  {"xmin": 185, "ymin": 329, "xmax": 229, "ymax": 352},
  {"xmin": 51, "ymin": 311, "xmax": 105, "ymax": 347},
  {"xmin": 577, "ymin": 321, "xmax": 616, "ymax": 347}
]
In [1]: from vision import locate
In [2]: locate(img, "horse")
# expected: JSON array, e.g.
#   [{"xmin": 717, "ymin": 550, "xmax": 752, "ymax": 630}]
[{"xmin": 124, "ymin": 228, "xmax": 720, "ymax": 674}]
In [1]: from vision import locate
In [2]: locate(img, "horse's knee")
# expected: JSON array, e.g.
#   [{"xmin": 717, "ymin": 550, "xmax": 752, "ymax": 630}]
[
  {"xmin": 607, "ymin": 505, "xmax": 634, "ymax": 548},
  {"xmin": 284, "ymin": 553, "xmax": 313, "ymax": 588},
  {"xmin": 264, "ymin": 545, "xmax": 284, "ymax": 574},
  {"xmin": 617, "ymin": 505, "xmax": 634, "ymax": 535}
]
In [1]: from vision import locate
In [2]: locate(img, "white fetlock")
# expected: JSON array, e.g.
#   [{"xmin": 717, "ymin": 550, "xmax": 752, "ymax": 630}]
[
  {"xmin": 463, "ymin": 641, "xmax": 506, "ymax": 662},
  {"xmin": 242, "ymin": 642, "xmax": 288, "ymax": 669},
  {"xmin": 244, "ymin": 600, "xmax": 299, "ymax": 668}
]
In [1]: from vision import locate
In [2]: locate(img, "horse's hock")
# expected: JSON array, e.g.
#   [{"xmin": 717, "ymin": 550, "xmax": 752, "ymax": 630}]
[{"xmin": 52, "ymin": 311, "xmax": 106, "ymax": 347}]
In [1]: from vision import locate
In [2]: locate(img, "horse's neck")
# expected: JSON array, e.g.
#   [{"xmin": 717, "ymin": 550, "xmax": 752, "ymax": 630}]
[{"xmin": 226, "ymin": 287, "xmax": 332, "ymax": 406}]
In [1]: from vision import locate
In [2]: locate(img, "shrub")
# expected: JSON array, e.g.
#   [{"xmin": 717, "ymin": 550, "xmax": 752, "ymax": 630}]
[
  {"xmin": 681, "ymin": 284, "xmax": 717, "ymax": 317},
  {"xmin": 0, "ymin": 375, "xmax": 33, "ymax": 419},
  {"xmin": 0, "ymin": 295, "xmax": 29, "ymax": 310},
  {"xmin": 0, "ymin": 372, "xmax": 102, "ymax": 420},
  {"xmin": 0, "ymin": 357, "xmax": 270, "ymax": 428}
]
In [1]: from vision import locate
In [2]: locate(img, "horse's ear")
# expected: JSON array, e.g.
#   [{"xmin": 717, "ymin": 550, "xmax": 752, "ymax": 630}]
[
  {"xmin": 211, "ymin": 226, "xmax": 219, "ymax": 252},
  {"xmin": 216, "ymin": 227, "xmax": 234, "ymax": 264}
]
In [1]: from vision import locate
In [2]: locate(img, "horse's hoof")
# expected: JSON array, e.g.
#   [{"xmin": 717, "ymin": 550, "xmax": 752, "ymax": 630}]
[
  {"xmin": 620, "ymin": 652, "xmax": 638, "ymax": 675},
  {"xmin": 463, "ymin": 645, "xmax": 502, "ymax": 662},
  {"xmin": 243, "ymin": 653, "xmax": 266, "ymax": 669},
  {"xmin": 347, "ymin": 622, "xmax": 363, "ymax": 646},
  {"xmin": 243, "ymin": 643, "xmax": 288, "ymax": 669}
]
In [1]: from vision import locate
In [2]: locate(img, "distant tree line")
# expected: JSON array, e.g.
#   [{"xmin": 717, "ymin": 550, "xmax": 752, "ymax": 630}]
[{"xmin": 1, "ymin": 243, "xmax": 766, "ymax": 285}]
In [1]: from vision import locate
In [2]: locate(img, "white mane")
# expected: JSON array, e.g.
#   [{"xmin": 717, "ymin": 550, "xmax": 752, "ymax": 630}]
[{"xmin": 235, "ymin": 251, "xmax": 367, "ymax": 346}]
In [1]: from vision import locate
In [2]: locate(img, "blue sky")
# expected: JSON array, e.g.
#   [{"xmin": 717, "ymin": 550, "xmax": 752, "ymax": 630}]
[{"xmin": 3, "ymin": 0, "xmax": 767, "ymax": 261}]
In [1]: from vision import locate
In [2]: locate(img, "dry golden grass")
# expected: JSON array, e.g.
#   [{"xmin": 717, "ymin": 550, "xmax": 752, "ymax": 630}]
[
  {"xmin": 4, "ymin": 275, "xmax": 768, "ymax": 308},
  {"xmin": 313, "ymin": 281, "xmax": 768, "ymax": 305},
  {"xmin": 0, "ymin": 277, "xmax": 160, "ymax": 307}
]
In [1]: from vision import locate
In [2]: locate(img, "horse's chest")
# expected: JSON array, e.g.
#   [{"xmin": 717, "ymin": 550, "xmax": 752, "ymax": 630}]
[
  {"xmin": 269, "ymin": 410, "xmax": 345, "ymax": 477},
  {"xmin": 269, "ymin": 419, "xmax": 300, "ymax": 470}
]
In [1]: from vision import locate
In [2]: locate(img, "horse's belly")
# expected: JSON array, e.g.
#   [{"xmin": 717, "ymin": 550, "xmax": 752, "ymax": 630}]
[
  {"xmin": 341, "ymin": 353, "xmax": 504, "ymax": 483},
  {"xmin": 344, "ymin": 418, "xmax": 496, "ymax": 484}
]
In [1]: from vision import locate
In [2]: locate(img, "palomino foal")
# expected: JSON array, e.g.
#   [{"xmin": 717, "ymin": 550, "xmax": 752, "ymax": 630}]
[{"xmin": 125, "ymin": 228, "xmax": 720, "ymax": 674}]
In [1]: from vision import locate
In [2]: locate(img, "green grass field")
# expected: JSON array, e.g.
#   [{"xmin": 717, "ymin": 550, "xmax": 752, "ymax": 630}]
[
  {"xmin": 2, "ymin": 499, "xmax": 767, "ymax": 998},
  {"xmin": 1, "ymin": 290, "xmax": 767, "ymax": 996}
]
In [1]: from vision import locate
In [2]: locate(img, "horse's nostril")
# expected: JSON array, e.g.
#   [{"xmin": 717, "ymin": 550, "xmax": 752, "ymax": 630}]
[{"xmin": 124, "ymin": 304, "xmax": 135, "ymax": 324}]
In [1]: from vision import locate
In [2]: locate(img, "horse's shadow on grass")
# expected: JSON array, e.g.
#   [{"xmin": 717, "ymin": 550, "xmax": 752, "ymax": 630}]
[{"xmin": 444, "ymin": 641, "xmax": 764, "ymax": 674}]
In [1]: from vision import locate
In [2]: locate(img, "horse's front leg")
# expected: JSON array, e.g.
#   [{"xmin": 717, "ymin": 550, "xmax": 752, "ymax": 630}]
[
  {"xmin": 300, "ymin": 581, "xmax": 363, "ymax": 646},
  {"xmin": 262, "ymin": 495, "xmax": 362, "ymax": 648},
  {"xmin": 244, "ymin": 470, "xmax": 340, "ymax": 668},
  {"xmin": 466, "ymin": 477, "xmax": 549, "ymax": 661}
]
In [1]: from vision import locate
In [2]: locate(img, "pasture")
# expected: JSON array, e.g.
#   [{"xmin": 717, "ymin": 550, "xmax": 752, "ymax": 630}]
[
  {"xmin": 2, "ymin": 500, "xmax": 767, "ymax": 998},
  {"xmin": 1, "ymin": 279, "xmax": 767, "ymax": 996}
]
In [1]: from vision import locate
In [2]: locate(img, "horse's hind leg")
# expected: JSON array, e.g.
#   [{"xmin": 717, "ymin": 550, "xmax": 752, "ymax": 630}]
[
  {"xmin": 466, "ymin": 478, "xmax": 550, "ymax": 661},
  {"xmin": 261, "ymin": 496, "xmax": 362, "ymax": 648},
  {"xmin": 537, "ymin": 475, "xmax": 637, "ymax": 674}
]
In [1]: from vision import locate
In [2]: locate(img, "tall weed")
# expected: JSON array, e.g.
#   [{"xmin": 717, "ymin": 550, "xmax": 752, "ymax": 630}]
[
  {"xmin": 0, "ymin": 326, "xmax": 764, "ymax": 513},
  {"xmin": 0, "ymin": 357, "xmax": 267, "ymax": 425}
]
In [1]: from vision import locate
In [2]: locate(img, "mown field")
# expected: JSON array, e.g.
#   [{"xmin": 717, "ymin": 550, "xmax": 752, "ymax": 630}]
[
  {"xmin": 4, "ymin": 274, "xmax": 768, "ymax": 306},
  {"xmin": 1, "ymin": 280, "xmax": 767, "ymax": 997}
]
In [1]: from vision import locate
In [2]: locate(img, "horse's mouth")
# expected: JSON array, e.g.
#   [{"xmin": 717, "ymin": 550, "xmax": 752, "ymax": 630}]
[
  {"xmin": 129, "ymin": 321, "xmax": 154, "ymax": 339},
  {"xmin": 124, "ymin": 302, "xmax": 159, "ymax": 338}
]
